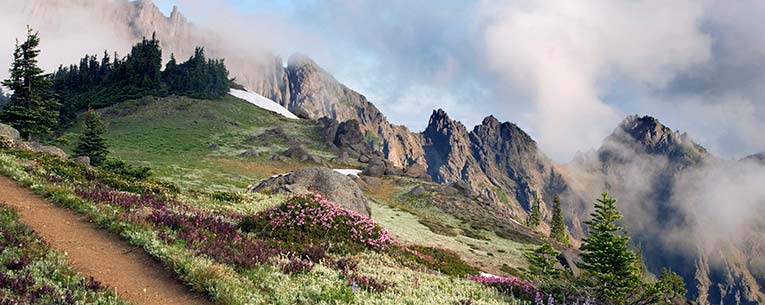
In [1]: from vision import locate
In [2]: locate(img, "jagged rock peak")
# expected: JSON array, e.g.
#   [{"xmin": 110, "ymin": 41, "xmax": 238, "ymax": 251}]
[
  {"xmin": 742, "ymin": 152, "xmax": 765, "ymax": 164},
  {"xmin": 614, "ymin": 114, "xmax": 706, "ymax": 155}
]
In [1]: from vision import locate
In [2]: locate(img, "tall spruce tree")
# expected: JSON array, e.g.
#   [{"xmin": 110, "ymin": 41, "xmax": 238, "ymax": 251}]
[
  {"xmin": 579, "ymin": 193, "xmax": 640, "ymax": 303},
  {"xmin": 75, "ymin": 109, "xmax": 108, "ymax": 166},
  {"xmin": 0, "ymin": 27, "xmax": 60, "ymax": 139},
  {"xmin": 550, "ymin": 195, "xmax": 569, "ymax": 245},
  {"xmin": 527, "ymin": 193, "xmax": 542, "ymax": 229}
]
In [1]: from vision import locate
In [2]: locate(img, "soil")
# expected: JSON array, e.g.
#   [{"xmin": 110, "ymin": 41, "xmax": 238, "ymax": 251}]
[{"xmin": 0, "ymin": 175, "xmax": 212, "ymax": 305}]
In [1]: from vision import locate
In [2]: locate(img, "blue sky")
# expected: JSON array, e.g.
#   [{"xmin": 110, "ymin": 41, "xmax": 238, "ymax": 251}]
[{"xmin": 153, "ymin": 1, "xmax": 765, "ymax": 161}]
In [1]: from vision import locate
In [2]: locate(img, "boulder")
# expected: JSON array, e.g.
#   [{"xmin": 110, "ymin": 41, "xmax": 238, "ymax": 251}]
[
  {"xmin": 0, "ymin": 123, "xmax": 20, "ymax": 142},
  {"xmin": 248, "ymin": 167, "xmax": 371, "ymax": 216},
  {"xmin": 208, "ymin": 144, "xmax": 220, "ymax": 151},
  {"xmin": 74, "ymin": 156, "xmax": 91, "ymax": 166},
  {"xmin": 333, "ymin": 119, "xmax": 363, "ymax": 148},
  {"xmin": 405, "ymin": 163, "xmax": 427, "ymax": 178},
  {"xmin": 361, "ymin": 176, "xmax": 382, "ymax": 186},
  {"xmin": 240, "ymin": 150, "xmax": 259, "ymax": 158},
  {"xmin": 556, "ymin": 250, "xmax": 583, "ymax": 277},
  {"xmin": 19, "ymin": 141, "xmax": 68, "ymax": 159},
  {"xmin": 362, "ymin": 158, "xmax": 386, "ymax": 177},
  {"xmin": 407, "ymin": 185, "xmax": 427, "ymax": 196},
  {"xmin": 283, "ymin": 144, "xmax": 312, "ymax": 161},
  {"xmin": 358, "ymin": 154, "xmax": 371, "ymax": 163}
]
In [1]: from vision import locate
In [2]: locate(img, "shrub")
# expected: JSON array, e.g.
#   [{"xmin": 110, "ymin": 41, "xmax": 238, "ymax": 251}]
[
  {"xmin": 468, "ymin": 274, "xmax": 537, "ymax": 300},
  {"xmin": 0, "ymin": 135, "xmax": 13, "ymax": 149},
  {"xmin": 241, "ymin": 194, "xmax": 394, "ymax": 253},
  {"xmin": 101, "ymin": 158, "xmax": 152, "ymax": 180},
  {"xmin": 348, "ymin": 274, "xmax": 394, "ymax": 293},
  {"xmin": 211, "ymin": 191, "xmax": 246, "ymax": 203},
  {"xmin": 392, "ymin": 245, "xmax": 479, "ymax": 277},
  {"xmin": 281, "ymin": 259, "xmax": 314, "ymax": 274}
]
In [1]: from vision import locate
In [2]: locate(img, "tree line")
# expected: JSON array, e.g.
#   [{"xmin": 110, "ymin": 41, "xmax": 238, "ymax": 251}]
[{"xmin": 51, "ymin": 33, "xmax": 232, "ymax": 127}]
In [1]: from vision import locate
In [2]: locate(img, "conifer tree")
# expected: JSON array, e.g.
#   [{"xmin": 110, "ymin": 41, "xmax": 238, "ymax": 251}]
[
  {"xmin": 550, "ymin": 195, "xmax": 570, "ymax": 245},
  {"xmin": 75, "ymin": 109, "xmax": 108, "ymax": 166},
  {"xmin": 527, "ymin": 193, "xmax": 542, "ymax": 229},
  {"xmin": 579, "ymin": 193, "xmax": 640, "ymax": 303},
  {"xmin": 0, "ymin": 87, "xmax": 7, "ymax": 109},
  {"xmin": 525, "ymin": 239, "xmax": 560, "ymax": 278},
  {"xmin": 0, "ymin": 27, "xmax": 60, "ymax": 139}
]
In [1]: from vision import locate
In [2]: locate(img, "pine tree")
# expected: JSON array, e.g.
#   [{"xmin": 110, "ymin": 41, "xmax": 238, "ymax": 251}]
[
  {"xmin": 75, "ymin": 109, "xmax": 108, "ymax": 166},
  {"xmin": 0, "ymin": 27, "xmax": 60, "ymax": 139},
  {"xmin": 525, "ymin": 239, "xmax": 560, "ymax": 278},
  {"xmin": 549, "ymin": 195, "xmax": 570, "ymax": 245},
  {"xmin": 526, "ymin": 193, "xmax": 541, "ymax": 229},
  {"xmin": 579, "ymin": 193, "xmax": 640, "ymax": 303},
  {"xmin": 0, "ymin": 87, "xmax": 7, "ymax": 109}
]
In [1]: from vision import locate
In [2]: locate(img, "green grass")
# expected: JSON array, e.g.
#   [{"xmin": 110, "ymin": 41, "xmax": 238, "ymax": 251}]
[
  {"xmin": 0, "ymin": 149, "xmax": 534, "ymax": 305},
  {"xmin": 61, "ymin": 95, "xmax": 330, "ymax": 192}
]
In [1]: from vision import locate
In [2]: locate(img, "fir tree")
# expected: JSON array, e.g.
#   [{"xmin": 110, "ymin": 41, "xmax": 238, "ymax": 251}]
[
  {"xmin": 525, "ymin": 239, "xmax": 561, "ymax": 278},
  {"xmin": 526, "ymin": 193, "xmax": 541, "ymax": 229},
  {"xmin": 75, "ymin": 109, "xmax": 108, "ymax": 166},
  {"xmin": 579, "ymin": 193, "xmax": 640, "ymax": 303},
  {"xmin": 549, "ymin": 195, "xmax": 570, "ymax": 245},
  {"xmin": 0, "ymin": 27, "xmax": 60, "ymax": 139},
  {"xmin": 0, "ymin": 87, "xmax": 7, "ymax": 109}
]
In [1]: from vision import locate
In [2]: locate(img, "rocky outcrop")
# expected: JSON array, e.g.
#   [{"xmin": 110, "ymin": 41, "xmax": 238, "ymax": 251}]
[
  {"xmin": 0, "ymin": 123, "xmax": 68, "ymax": 159},
  {"xmin": 247, "ymin": 167, "xmax": 370, "ymax": 216}
]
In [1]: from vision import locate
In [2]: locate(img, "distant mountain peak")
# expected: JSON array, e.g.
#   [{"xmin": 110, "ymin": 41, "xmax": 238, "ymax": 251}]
[{"xmin": 608, "ymin": 114, "xmax": 708, "ymax": 161}]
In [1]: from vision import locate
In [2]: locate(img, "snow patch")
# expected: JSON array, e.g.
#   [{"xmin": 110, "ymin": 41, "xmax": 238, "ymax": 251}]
[
  {"xmin": 333, "ymin": 169, "xmax": 362, "ymax": 177},
  {"xmin": 229, "ymin": 88, "xmax": 299, "ymax": 119}
]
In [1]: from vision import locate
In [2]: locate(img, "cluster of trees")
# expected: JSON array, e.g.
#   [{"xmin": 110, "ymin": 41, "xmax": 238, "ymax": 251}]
[
  {"xmin": 524, "ymin": 193, "xmax": 687, "ymax": 304},
  {"xmin": 525, "ymin": 193, "xmax": 569, "ymax": 246},
  {"xmin": 51, "ymin": 34, "xmax": 232, "ymax": 127}
]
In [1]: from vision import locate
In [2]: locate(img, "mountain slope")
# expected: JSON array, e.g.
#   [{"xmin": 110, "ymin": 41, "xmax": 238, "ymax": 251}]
[{"xmin": 569, "ymin": 115, "xmax": 765, "ymax": 304}]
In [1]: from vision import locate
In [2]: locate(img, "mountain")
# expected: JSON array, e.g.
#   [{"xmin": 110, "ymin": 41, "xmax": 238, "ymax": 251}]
[
  {"xmin": 743, "ymin": 152, "xmax": 765, "ymax": 165},
  {"xmin": 570, "ymin": 115, "xmax": 765, "ymax": 304}
]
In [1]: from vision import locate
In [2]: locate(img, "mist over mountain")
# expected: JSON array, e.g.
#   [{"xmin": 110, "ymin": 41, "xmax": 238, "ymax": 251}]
[{"xmin": 2, "ymin": 1, "xmax": 765, "ymax": 303}]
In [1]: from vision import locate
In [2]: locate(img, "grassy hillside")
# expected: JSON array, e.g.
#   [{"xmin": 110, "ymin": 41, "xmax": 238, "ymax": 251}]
[
  {"xmin": 61, "ymin": 95, "xmax": 333, "ymax": 192},
  {"xmin": 57, "ymin": 94, "xmax": 538, "ymax": 287}
]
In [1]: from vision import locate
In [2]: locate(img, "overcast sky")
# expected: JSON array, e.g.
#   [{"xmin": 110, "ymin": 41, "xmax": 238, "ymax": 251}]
[{"xmin": 7, "ymin": 0, "xmax": 765, "ymax": 161}]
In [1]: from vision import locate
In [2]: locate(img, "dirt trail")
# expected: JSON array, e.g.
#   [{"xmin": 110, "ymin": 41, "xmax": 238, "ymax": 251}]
[{"xmin": 0, "ymin": 175, "xmax": 212, "ymax": 305}]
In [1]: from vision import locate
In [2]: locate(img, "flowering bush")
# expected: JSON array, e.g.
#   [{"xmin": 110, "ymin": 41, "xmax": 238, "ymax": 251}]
[
  {"xmin": 393, "ymin": 244, "xmax": 479, "ymax": 277},
  {"xmin": 243, "ymin": 194, "xmax": 394, "ymax": 252},
  {"xmin": 469, "ymin": 274, "xmax": 538, "ymax": 300},
  {"xmin": 348, "ymin": 274, "xmax": 395, "ymax": 293}
]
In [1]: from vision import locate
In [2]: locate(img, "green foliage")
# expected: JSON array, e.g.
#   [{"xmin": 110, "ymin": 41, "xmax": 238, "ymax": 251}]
[
  {"xmin": 0, "ymin": 87, "xmax": 8, "ymax": 109},
  {"xmin": 100, "ymin": 158, "xmax": 152, "ymax": 180},
  {"xmin": 524, "ymin": 240, "xmax": 560, "ymax": 278},
  {"xmin": 579, "ymin": 193, "xmax": 640, "ymax": 303},
  {"xmin": 549, "ymin": 195, "xmax": 569, "ymax": 245},
  {"xmin": 390, "ymin": 244, "xmax": 480, "ymax": 277},
  {"xmin": 74, "ymin": 109, "xmax": 109, "ymax": 165},
  {"xmin": 526, "ymin": 194, "xmax": 541, "ymax": 229},
  {"xmin": 52, "ymin": 35, "xmax": 232, "ymax": 127},
  {"xmin": 163, "ymin": 48, "xmax": 232, "ymax": 99},
  {"xmin": 1, "ymin": 27, "xmax": 60, "ymax": 139},
  {"xmin": 210, "ymin": 190, "xmax": 246, "ymax": 203}
]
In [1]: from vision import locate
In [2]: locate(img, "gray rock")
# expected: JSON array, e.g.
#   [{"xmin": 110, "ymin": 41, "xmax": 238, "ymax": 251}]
[
  {"xmin": 74, "ymin": 156, "xmax": 91, "ymax": 166},
  {"xmin": 361, "ymin": 176, "xmax": 382, "ymax": 186},
  {"xmin": 334, "ymin": 119, "xmax": 363, "ymax": 148},
  {"xmin": 405, "ymin": 163, "xmax": 427, "ymax": 178},
  {"xmin": 271, "ymin": 154, "xmax": 286, "ymax": 161},
  {"xmin": 362, "ymin": 158, "xmax": 386, "ymax": 177},
  {"xmin": 0, "ymin": 123, "xmax": 20, "ymax": 142},
  {"xmin": 407, "ymin": 185, "xmax": 427, "ymax": 196},
  {"xmin": 248, "ymin": 167, "xmax": 371, "ymax": 216},
  {"xmin": 556, "ymin": 250, "xmax": 582, "ymax": 277},
  {"xmin": 241, "ymin": 150, "xmax": 259, "ymax": 158},
  {"xmin": 283, "ymin": 145, "xmax": 312, "ymax": 161},
  {"xmin": 18, "ymin": 141, "xmax": 68, "ymax": 159},
  {"xmin": 208, "ymin": 144, "xmax": 220, "ymax": 151},
  {"xmin": 358, "ymin": 154, "xmax": 371, "ymax": 163}
]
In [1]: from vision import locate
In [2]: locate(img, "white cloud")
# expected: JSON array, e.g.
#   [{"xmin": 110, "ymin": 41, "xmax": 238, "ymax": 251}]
[{"xmin": 482, "ymin": 0, "xmax": 711, "ymax": 160}]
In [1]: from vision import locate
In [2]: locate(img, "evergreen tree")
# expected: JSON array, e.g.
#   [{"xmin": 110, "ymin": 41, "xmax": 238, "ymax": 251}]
[
  {"xmin": 579, "ymin": 193, "xmax": 640, "ymax": 303},
  {"xmin": 549, "ymin": 195, "xmax": 570, "ymax": 245},
  {"xmin": 0, "ymin": 27, "xmax": 60, "ymax": 139},
  {"xmin": 525, "ymin": 239, "xmax": 561, "ymax": 278},
  {"xmin": 74, "ymin": 109, "xmax": 108, "ymax": 166},
  {"xmin": 0, "ymin": 87, "xmax": 7, "ymax": 109},
  {"xmin": 526, "ymin": 193, "xmax": 541, "ymax": 229}
]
